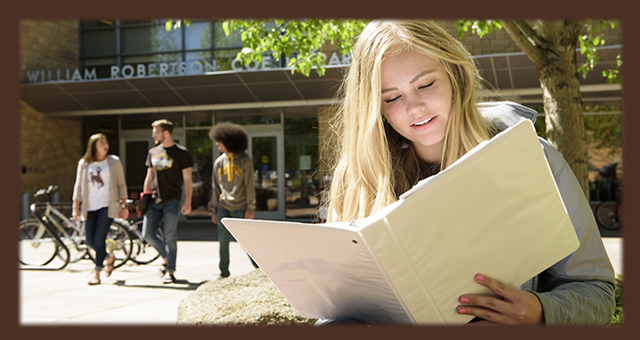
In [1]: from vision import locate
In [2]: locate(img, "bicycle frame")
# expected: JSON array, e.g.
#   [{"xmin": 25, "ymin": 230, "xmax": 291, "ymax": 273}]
[{"xmin": 19, "ymin": 203, "xmax": 71, "ymax": 270}]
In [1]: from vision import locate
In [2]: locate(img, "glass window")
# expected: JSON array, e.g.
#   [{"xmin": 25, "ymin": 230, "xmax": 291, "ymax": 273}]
[
  {"xmin": 252, "ymin": 136, "xmax": 279, "ymax": 212},
  {"xmin": 81, "ymin": 29, "xmax": 116, "ymax": 56},
  {"xmin": 283, "ymin": 113, "xmax": 321, "ymax": 220},
  {"xmin": 123, "ymin": 53, "xmax": 183, "ymax": 64},
  {"xmin": 186, "ymin": 111, "xmax": 212, "ymax": 127},
  {"xmin": 83, "ymin": 56, "xmax": 117, "ymax": 67},
  {"xmin": 121, "ymin": 53, "xmax": 182, "ymax": 76},
  {"xmin": 121, "ymin": 20, "xmax": 164, "ymax": 25},
  {"xmin": 186, "ymin": 21, "xmax": 212, "ymax": 50},
  {"xmin": 186, "ymin": 129, "xmax": 214, "ymax": 218},
  {"xmin": 122, "ymin": 24, "xmax": 183, "ymax": 54},
  {"xmin": 120, "ymin": 112, "xmax": 184, "ymax": 130},
  {"xmin": 81, "ymin": 57, "xmax": 117, "ymax": 79},
  {"xmin": 81, "ymin": 20, "xmax": 116, "ymax": 28},
  {"xmin": 213, "ymin": 21, "xmax": 242, "ymax": 48},
  {"xmin": 215, "ymin": 108, "xmax": 281, "ymax": 125}
]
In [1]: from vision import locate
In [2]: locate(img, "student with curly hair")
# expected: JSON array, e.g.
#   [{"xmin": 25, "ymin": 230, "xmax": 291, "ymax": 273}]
[
  {"xmin": 209, "ymin": 123, "xmax": 258, "ymax": 278},
  {"xmin": 321, "ymin": 20, "xmax": 615, "ymax": 325}
]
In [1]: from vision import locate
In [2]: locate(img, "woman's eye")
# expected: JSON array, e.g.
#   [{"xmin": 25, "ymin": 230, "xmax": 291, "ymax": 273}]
[
  {"xmin": 385, "ymin": 95, "xmax": 401, "ymax": 104},
  {"xmin": 419, "ymin": 80, "xmax": 436, "ymax": 89}
]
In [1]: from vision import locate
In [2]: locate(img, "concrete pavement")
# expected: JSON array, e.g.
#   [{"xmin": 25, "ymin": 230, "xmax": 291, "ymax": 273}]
[
  {"xmin": 19, "ymin": 222, "xmax": 623, "ymax": 325},
  {"xmin": 20, "ymin": 222, "xmax": 258, "ymax": 325}
]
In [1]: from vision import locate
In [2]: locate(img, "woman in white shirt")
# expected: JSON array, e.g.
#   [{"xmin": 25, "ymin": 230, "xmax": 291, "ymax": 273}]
[{"xmin": 72, "ymin": 133, "xmax": 128, "ymax": 285}]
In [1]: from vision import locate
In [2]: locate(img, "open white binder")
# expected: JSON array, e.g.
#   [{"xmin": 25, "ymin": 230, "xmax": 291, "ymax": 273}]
[{"xmin": 221, "ymin": 120, "xmax": 580, "ymax": 325}]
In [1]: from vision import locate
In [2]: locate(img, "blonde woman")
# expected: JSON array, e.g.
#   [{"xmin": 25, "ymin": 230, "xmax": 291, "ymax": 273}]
[
  {"xmin": 323, "ymin": 20, "xmax": 615, "ymax": 325},
  {"xmin": 72, "ymin": 133, "xmax": 128, "ymax": 285}
]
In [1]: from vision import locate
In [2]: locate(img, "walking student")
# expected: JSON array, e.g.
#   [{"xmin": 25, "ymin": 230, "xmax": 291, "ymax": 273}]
[
  {"xmin": 142, "ymin": 119, "xmax": 193, "ymax": 284},
  {"xmin": 209, "ymin": 123, "xmax": 258, "ymax": 278},
  {"xmin": 72, "ymin": 133, "xmax": 128, "ymax": 285}
]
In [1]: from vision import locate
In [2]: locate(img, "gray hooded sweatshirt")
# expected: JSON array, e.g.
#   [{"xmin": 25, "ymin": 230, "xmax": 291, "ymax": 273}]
[{"xmin": 478, "ymin": 101, "xmax": 616, "ymax": 325}]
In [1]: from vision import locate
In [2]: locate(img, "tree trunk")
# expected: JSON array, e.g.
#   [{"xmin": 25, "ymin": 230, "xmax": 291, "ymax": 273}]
[
  {"xmin": 538, "ymin": 54, "xmax": 590, "ymax": 198},
  {"xmin": 501, "ymin": 20, "xmax": 590, "ymax": 198}
]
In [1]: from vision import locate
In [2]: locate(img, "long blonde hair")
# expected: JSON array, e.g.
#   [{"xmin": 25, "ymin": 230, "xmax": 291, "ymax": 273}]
[{"xmin": 326, "ymin": 20, "xmax": 496, "ymax": 222}]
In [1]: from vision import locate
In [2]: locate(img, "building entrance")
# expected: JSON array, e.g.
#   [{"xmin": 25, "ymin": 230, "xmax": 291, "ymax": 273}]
[{"xmin": 119, "ymin": 124, "xmax": 286, "ymax": 221}]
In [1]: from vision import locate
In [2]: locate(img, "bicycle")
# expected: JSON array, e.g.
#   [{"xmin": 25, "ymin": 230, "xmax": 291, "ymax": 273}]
[
  {"xmin": 596, "ymin": 200, "xmax": 623, "ymax": 230},
  {"xmin": 19, "ymin": 185, "xmax": 133, "ymax": 269},
  {"xmin": 119, "ymin": 217, "xmax": 164, "ymax": 265},
  {"xmin": 115, "ymin": 198, "xmax": 164, "ymax": 265},
  {"xmin": 19, "ymin": 207, "xmax": 70, "ymax": 270},
  {"xmin": 593, "ymin": 163, "xmax": 623, "ymax": 230}
]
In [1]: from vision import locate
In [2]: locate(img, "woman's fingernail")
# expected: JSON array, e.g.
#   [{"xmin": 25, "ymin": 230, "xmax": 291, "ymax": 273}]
[
  {"xmin": 457, "ymin": 307, "xmax": 466, "ymax": 314},
  {"xmin": 475, "ymin": 274, "xmax": 484, "ymax": 282},
  {"xmin": 459, "ymin": 296, "xmax": 469, "ymax": 303}
]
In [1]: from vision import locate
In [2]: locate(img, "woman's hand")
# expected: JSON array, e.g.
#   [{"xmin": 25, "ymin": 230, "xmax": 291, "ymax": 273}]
[
  {"xmin": 72, "ymin": 207, "xmax": 81, "ymax": 222},
  {"xmin": 457, "ymin": 273, "xmax": 544, "ymax": 325},
  {"xmin": 119, "ymin": 207, "xmax": 129, "ymax": 220}
]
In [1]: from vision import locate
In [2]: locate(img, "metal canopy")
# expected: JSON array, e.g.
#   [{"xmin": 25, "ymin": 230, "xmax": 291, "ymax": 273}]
[{"xmin": 20, "ymin": 47, "xmax": 622, "ymax": 116}]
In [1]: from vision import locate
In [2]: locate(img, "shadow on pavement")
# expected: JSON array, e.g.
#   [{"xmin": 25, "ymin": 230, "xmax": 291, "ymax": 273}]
[{"xmin": 113, "ymin": 279, "xmax": 207, "ymax": 291}]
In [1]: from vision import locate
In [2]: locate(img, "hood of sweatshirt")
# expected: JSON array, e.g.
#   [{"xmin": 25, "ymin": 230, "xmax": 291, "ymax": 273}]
[{"xmin": 477, "ymin": 101, "xmax": 538, "ymax": 131}]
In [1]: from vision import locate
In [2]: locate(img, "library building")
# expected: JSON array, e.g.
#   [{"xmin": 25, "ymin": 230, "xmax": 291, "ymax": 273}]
[{"xmin": 19, "ymin": 19, "xmax": 623, "ymax": 222}]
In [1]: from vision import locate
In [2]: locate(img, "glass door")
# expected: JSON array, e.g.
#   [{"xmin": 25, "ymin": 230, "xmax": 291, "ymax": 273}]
[
  {"xmin": 119, "ymin": 131, "xmax": 156, "ymax": 194},
  {"xmin": 119, "ymin": 128, "xmax": 183, "ymax": 199},
  {"xmin": 242, "ymin": 124, "xmax": 285, "ymax": 220}
]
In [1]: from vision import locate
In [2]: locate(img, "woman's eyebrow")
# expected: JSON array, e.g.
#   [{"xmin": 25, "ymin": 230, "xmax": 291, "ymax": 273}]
[{"xmin": 381, "ymin": 69, "xmax": 436, "ymax": 94}]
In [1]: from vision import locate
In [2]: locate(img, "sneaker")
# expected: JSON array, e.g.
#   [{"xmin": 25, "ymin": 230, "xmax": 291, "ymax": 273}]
[{"xmin": 163, "ymin": 273, "xmax": 177, "ymax": 284}]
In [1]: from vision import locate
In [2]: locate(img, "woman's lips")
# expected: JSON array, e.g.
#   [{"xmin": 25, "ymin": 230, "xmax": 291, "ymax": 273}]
[{"xmin": 411, "ymin": 115, "xmax": 436, "ymax": 128}]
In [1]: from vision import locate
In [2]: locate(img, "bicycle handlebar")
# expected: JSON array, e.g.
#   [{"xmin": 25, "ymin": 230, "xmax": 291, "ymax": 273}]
[{"xmin": 33, "ymin": 185, "xmax": 61, "ymax": 198}]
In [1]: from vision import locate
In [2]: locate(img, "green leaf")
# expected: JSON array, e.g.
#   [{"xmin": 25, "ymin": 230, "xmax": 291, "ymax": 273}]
[{"xmin": 222, "ymin": 21, "xmax": 230, "ymax": 36}]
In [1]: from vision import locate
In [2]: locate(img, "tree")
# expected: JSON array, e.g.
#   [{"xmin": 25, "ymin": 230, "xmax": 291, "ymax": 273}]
[
  {"xmin": 218, "ymin": 19, "xmax": 622, "ymax": 198},
  {"xmin": 496, "ymin": 20, "xmax": 620, "ymax": 196},
  {"xmin": 222, "ymin": 20, "xmax": 367, "ymax": 76}
]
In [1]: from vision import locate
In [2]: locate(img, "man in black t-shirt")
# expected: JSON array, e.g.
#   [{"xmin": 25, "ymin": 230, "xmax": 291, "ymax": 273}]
[{"xmin": 142, "ymin": 119, "xmax": 193, "ymax": 284}]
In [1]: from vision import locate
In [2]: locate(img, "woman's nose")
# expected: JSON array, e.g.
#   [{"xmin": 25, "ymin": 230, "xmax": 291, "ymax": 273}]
[{"xmin": 407, "ymin": 92, "xmax": 426, "ymax": 115}]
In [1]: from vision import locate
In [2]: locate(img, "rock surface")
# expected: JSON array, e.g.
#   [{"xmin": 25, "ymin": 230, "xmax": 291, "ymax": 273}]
[{"xmin": 177, "ymin": 269, "xmax": 316, "ymax": 325}]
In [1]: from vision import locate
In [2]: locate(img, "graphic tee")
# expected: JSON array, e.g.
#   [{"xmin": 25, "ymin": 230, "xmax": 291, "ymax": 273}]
[
  {"xmin": 146, "ymin": 144, "xmax": 193, "ymax": 203},
  {"xmin": 87, "ymin": 158, "xmax": 111, "ymax": 211}
]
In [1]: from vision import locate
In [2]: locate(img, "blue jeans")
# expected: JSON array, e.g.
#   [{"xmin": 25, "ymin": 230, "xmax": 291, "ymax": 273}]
[
  {"xmin": 217, "ymin": 208, "xmax": 259, "ymax": 277},
  {"xmin": 84, "ymin": 207, "xmax": 113, "ymax": 272},
  {"xmin": 142, "ymin": 199, "xmax": 181, "ymax": 272}
]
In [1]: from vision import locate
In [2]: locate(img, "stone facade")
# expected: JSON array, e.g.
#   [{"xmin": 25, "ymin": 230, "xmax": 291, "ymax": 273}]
[{"xmin": 20, "ymin": 20, "xmax": 82, "ymax": 208}]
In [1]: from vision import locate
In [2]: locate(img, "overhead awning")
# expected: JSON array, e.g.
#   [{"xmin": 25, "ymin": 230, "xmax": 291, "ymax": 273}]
[
  {"xmin": 20, "ymin": 66, "xmax": 346, "ymax": 116},
  {"xmin": 20, "ymin": 46, "xmax": 622, "ymax": 116}
]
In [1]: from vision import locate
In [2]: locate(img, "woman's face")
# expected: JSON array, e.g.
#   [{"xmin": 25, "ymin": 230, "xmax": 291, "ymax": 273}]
[
  {"xmin": 380, "ymin": 49, "xmax": 452, "ymax": 163},
  {"xmin": 95, "ymin": 137, "xmax": 109, "ymax": 159},
  {"xmin": 215, "ymin": 141, "xmax": 228, "ymax": 154}
]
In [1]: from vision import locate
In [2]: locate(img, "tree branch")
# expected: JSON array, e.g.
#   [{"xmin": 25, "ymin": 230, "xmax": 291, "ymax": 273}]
[{"xmin": 500, "ymin": 20, "xmax": 545, "ymax": 65}]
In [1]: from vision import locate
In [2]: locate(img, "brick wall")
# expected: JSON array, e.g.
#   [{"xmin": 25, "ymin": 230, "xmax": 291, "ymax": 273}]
[{"xmin": 20, "ymin": 20, "xmax": 82, "ymax": 212}]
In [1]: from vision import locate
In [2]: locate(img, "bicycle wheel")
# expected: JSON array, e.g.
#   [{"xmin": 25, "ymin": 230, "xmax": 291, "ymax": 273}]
[
  {"xmin": 19, "ymin": 219, "xmax": 58, "ymax": 266},
  {"xmin": 105, "ymin": 220, "xmax": 133, "ymax": 268},
  {"xmin": 129, "ymin": 218, "xmax": 163, "ymax": 265},
  {"xmin": 596, "ymin": 201, "xmax": 621, "ymax": 230},
  {"xmin": 55, "ymin": 219, "xmax": 91, "ymax": 264}
]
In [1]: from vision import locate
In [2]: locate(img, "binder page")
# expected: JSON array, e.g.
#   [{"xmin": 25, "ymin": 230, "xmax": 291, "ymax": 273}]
[
  {"xmin": 221, "ymin": 218, "xmax": 413, "ymax": 323},
  {"xmin": 360, "ymin": 120, "xmax": 579, "ymax": 325}
]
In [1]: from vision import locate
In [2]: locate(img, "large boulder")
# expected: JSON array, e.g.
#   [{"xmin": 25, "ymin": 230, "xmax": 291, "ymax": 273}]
[{"xmin": 177, "ymin": 269, "xmax": 316, "ymax": 325}]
